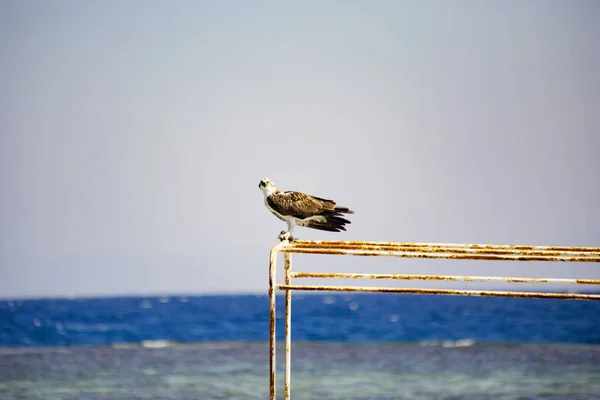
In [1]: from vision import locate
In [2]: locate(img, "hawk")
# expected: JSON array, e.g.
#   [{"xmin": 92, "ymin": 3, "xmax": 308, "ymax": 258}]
[{"xmin": 258, "ymin": 178, "xmax": 354, "ymax": 241}]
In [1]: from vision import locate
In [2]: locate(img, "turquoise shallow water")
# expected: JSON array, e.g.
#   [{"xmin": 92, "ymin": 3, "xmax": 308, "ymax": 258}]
[{"xmin": 1, "ymin": 341, "xmax": 599, "ymax": 400}]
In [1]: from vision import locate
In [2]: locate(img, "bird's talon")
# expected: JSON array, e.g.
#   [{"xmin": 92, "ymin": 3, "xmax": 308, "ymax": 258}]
[{"xmin": 278, "ymin": 232, "xmax": 293, "ymax": 241}]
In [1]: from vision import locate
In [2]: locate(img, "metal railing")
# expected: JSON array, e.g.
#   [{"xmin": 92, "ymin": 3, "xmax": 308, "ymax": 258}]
[{"xmin": 268, "ymin": 240, "xmax": 600, "ymax": 400}]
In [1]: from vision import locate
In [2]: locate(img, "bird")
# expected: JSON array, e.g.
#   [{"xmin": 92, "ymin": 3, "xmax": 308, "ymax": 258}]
[{"xmin": 258, "ymin": 178, "xmax": 354, "ymax": 241}]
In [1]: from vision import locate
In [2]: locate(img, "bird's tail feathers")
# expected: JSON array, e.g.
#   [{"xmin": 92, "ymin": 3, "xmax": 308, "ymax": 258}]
[
  {"xmin": 306, "ymin": 222, "xmax": 346, "ymax": 232},
  {"xmin": 306, "ymin": 211, "xmax": 352, "ymax": 232},
  {"xmin": 324, "ymin": 214, "xmax": 351, "ymax": 225}
]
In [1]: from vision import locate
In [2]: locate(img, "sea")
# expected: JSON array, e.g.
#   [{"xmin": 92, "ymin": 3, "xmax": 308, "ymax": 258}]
[{"xmin": 1, "ymin": 293, "xmax": 599, "ymax": 400}]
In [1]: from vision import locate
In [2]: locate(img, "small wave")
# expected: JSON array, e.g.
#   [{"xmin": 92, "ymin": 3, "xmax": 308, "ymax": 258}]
[
  {"xmin": 140, "ymin": 300, "xmax": 153, "ymax": 309},
  {"xmin": 55, "ymin": 322, "xmax": 66, "ymax": 335},
  {"xmin": 112, "ymin": 340, "xmax": 177, "ymax": 349},
  {"xmin": 113, "ymin": 341, "xmax": 177, "ymax": 350},
  {"xmin": 443, "ymin": 338, "xmax": 475, "ymax": 348},
  {"xmin": 420, "ymin": 338, "xmax": 475, "ymax": 348},
  {"xmin": 141, "ymin": 340, "xmax": 176, "ymax": 348}
]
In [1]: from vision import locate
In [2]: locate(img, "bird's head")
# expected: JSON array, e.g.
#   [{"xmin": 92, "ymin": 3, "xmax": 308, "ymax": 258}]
[{"xmin": 258, "ymin": 178, "xmax": 277, "ymax": 195}]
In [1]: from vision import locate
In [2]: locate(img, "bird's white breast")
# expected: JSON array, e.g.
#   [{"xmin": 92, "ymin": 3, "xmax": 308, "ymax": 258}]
[{"xmin": 264, "ymin": 195, "xmax": 286, "ymax": 222}]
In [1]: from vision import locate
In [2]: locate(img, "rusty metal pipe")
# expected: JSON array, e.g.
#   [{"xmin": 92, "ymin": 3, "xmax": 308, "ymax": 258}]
[
  {"xmin": 279, "ymin": 241, "xmax": 600, "ymax": 257},
  {"xmin": 268, "ymin": 247, "xmax": 279, "ymax": 400},
  {"xmin": 277, "ymin": 284, "xmax": 600, "ymax": 301},
  {"xmin": 284, "ymin": 253, "xmax": 292, "ymax": 400},
  {"xmin": 290, "ymin": 272, "xmax": 600, "ymax": 285},
  {"xmin": 282, "ymin": 240, "xmax": 600, "ymax": 253},
  {"xmin": 280, "ymin": 247, "xmax": 600, "ymax": 262}
]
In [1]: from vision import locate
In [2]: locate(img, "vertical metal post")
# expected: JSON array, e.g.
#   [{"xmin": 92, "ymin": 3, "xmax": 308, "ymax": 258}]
[
  {"xmin": 269, "ymin": 248, "xmax": 277, "ymax": 400},
  {"xmin": 284, "ymin": 252, "xmax": 292, "ymax": 400}
]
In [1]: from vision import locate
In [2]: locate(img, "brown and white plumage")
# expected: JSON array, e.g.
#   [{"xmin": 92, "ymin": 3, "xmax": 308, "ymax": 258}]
[{"xmin": 258, "ymin": 178, "xmax": 354, "ymax": 241}]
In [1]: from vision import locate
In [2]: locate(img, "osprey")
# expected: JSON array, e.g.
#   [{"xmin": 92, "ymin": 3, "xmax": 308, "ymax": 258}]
[{"xmin": 258, "ymin": 178, "xmax": 355, "ymax": 241}]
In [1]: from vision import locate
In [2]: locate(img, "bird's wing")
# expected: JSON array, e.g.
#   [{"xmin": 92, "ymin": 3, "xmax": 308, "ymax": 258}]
[{"xmin": 267, "ymin": 191, "xmax": 336, "ymax": 219}]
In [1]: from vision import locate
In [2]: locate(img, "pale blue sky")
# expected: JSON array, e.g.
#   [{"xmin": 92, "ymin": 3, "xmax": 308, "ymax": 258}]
[{"xmin": 1, "ymin": 1, "xmax": 599, "ymax": 298}]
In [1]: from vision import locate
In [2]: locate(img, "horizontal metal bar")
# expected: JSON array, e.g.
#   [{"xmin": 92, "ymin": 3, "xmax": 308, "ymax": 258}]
[
  {"xmin": 290, "ymin": 272, "xmax": 600, "ymax": 285},
  {"xmin": 276, "ymin": 284, "xmax": 600, "ymax": 301},
  {"xmin": 281, "ymin": 240, "xmax": 600, "ymax": 253},
  {"xmin": 280, "ymin": 246, "xmax": 600, "ymax": 257},
  {"xmin": 280, "ymin": 247, "xmax": 600, "ymax": 262},
  {"xmin": 277, "ymin": 241, "xmax": 600, "ymax": 262}
]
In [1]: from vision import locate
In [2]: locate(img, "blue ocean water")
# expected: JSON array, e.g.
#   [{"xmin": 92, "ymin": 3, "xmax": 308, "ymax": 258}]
[{"xmin": 1, "ymin": 293, "xmax": 599, "ymax": 346}]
